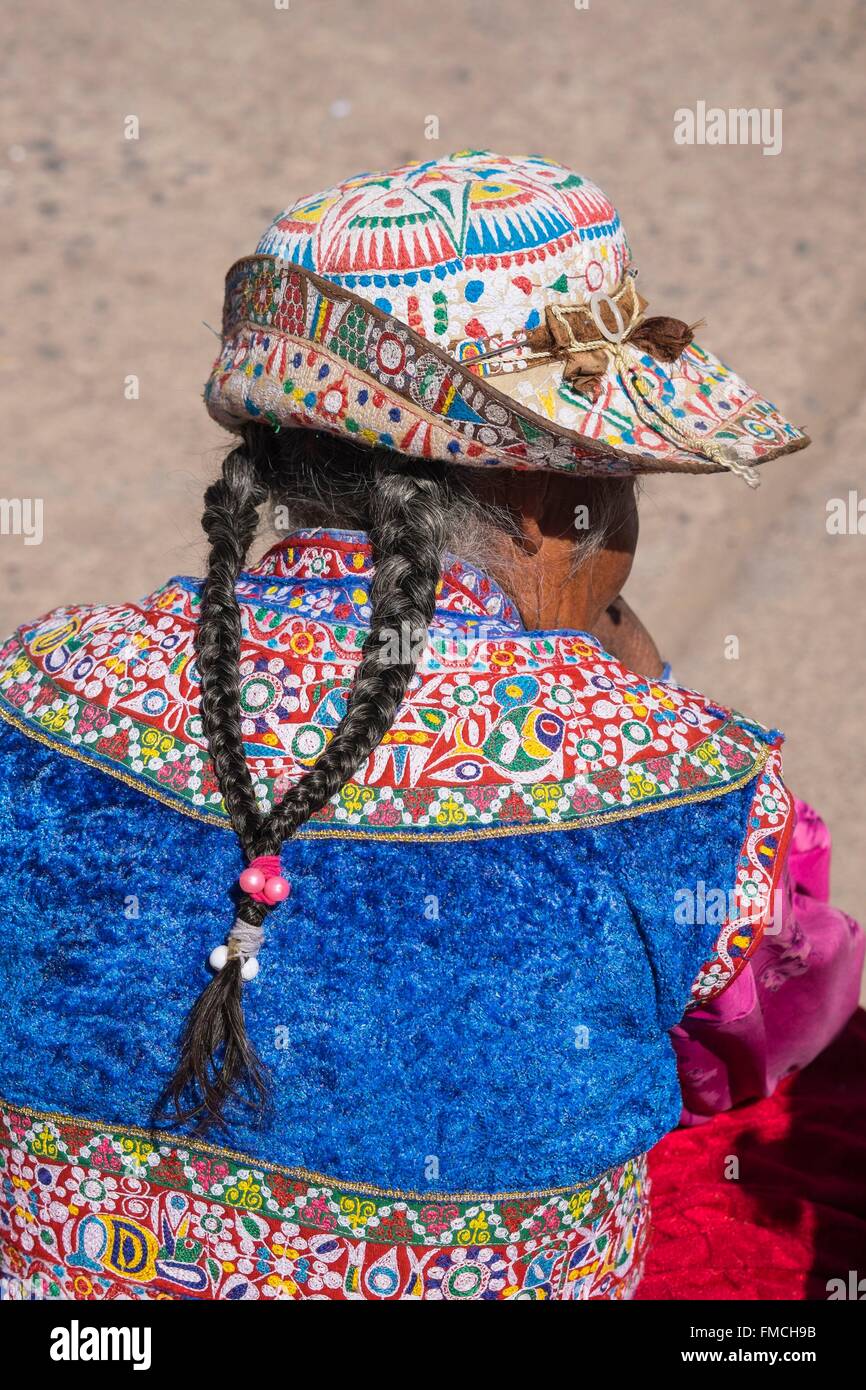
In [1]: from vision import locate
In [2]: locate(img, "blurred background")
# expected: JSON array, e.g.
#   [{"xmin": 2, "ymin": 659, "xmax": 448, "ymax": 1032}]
[{"xmin": 1, "ymin": 0, "xmax": 864, "ymax": 924}]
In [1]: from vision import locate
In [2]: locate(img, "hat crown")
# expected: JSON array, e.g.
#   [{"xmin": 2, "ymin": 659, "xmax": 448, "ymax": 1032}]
[{"xmin": 255, "ymin": 151, "xmax": 630, "ymax": 358}]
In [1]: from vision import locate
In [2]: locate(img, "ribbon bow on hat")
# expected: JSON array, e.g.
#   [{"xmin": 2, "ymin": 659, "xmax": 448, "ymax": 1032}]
[
  {"xmin": 472, "ymin": 272, "xmax": 760, "ymax": 487},
  {"xmin": 523, "ymin": 274, "xmax": 694, "ymax": 396}
]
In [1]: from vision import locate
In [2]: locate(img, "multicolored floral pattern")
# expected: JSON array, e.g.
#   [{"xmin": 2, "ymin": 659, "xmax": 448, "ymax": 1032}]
[
  {"xmin": 204, "ymin": 151, "xmax": 808, "ymax": 476},
  {"xmin": 0, "ymin": 1101, "xmax": 648, "ymax": 1301},
  {"xmin": 0, "ymin": 535, "xmax": 776, "ymax": 838},
  {"xmin": 690, "ymin": 747, "xmax": 794, "ymax": 1003}
]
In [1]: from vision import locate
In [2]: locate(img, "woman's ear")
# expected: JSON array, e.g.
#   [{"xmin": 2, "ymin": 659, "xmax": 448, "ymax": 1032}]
[
  {"xmin": 467, "ymin": 468, "xmax": 552, "ymax": 556},
  {"xmin": 499, "ymin": 471, "xmax": 553, "ymax": 556},
  {"xmin": 513, "ymin": 507, "xmax": 545, "ymax": 556}
]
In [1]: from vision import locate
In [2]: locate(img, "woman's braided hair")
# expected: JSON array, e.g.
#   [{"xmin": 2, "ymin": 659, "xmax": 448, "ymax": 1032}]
[
  {"xmin": 165, "ymin": 424, "xmax": 453, "ymax": 1127},
  {"xmin": 164, "ymin": 423, "xmax": 633, "ymax": 1129}
]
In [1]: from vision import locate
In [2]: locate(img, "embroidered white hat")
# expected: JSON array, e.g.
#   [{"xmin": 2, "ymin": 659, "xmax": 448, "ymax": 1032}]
[{"xmin": 205, "ymin": 150, "xmax": 809, "ymax": 485}]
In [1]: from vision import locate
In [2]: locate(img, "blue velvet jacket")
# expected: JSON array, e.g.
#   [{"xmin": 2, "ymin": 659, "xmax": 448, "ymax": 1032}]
[{"xmin": 0, "ymin": 531, "xmax": 792, "ymax": 1196}]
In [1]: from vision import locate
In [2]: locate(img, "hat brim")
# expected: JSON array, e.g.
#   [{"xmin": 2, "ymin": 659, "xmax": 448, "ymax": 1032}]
[{"xmin": 204, "ymin": 257, "xmax": 809, "ymax": 478}]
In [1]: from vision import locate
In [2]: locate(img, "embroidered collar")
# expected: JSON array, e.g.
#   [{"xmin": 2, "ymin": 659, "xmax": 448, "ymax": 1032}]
[
  {"xmin": 0, "ymin": 531, "xmax": 779, "ymax": 840},
  {"xmin": 242, "ymin": 529, "xmax": 527, "ymax": 638}
]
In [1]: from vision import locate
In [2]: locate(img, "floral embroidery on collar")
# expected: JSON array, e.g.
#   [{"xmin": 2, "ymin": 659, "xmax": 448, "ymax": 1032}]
[
  {"xmin": 244, "ymin": 529, "xmax": 526, "ymax": 637},
  {"xmin": 0, "ymin": 531, "xmax": 778, "ymax": 838}
]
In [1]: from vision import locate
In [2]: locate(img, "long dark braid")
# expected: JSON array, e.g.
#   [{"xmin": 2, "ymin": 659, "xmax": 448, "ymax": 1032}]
[
  {"xmin": 257, "ymin": 468, "xmax": 445, "ymax": 853},
  {"xmin": 162, "ymin": 426, "xmax": 447, "ymax": 1128},
  {"xmin": 196, "ymin": 438, "xmax": 269, "ymax": 855}
]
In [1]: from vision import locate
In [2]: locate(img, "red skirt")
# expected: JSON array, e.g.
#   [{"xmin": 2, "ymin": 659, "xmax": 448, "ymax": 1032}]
[{"xmin": 638, "ymin": 1009, "xmax": 866, "ymax": 1300}]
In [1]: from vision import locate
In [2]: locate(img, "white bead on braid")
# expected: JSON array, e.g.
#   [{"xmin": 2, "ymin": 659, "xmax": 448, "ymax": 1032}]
[{"xmin": 209, "ymin": 917, "xmax": 264, "ymax": 981}]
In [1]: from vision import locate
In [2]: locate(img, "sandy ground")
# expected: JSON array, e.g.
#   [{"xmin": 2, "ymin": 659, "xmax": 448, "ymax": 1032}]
[{"xmin": 1, "ymin": 0, "xmax": 864, "ymax": 942}]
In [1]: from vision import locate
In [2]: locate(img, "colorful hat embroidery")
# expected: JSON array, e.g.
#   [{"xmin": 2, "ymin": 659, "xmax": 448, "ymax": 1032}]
[{"xmin": 204, "ymin": 151, "xmax": 809, "ymax": 480}]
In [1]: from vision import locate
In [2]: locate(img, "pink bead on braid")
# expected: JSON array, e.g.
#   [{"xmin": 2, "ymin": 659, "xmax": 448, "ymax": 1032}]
[{"xmin": 239, "ymin": 855, "xmax": 291, "ymax": 905}]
